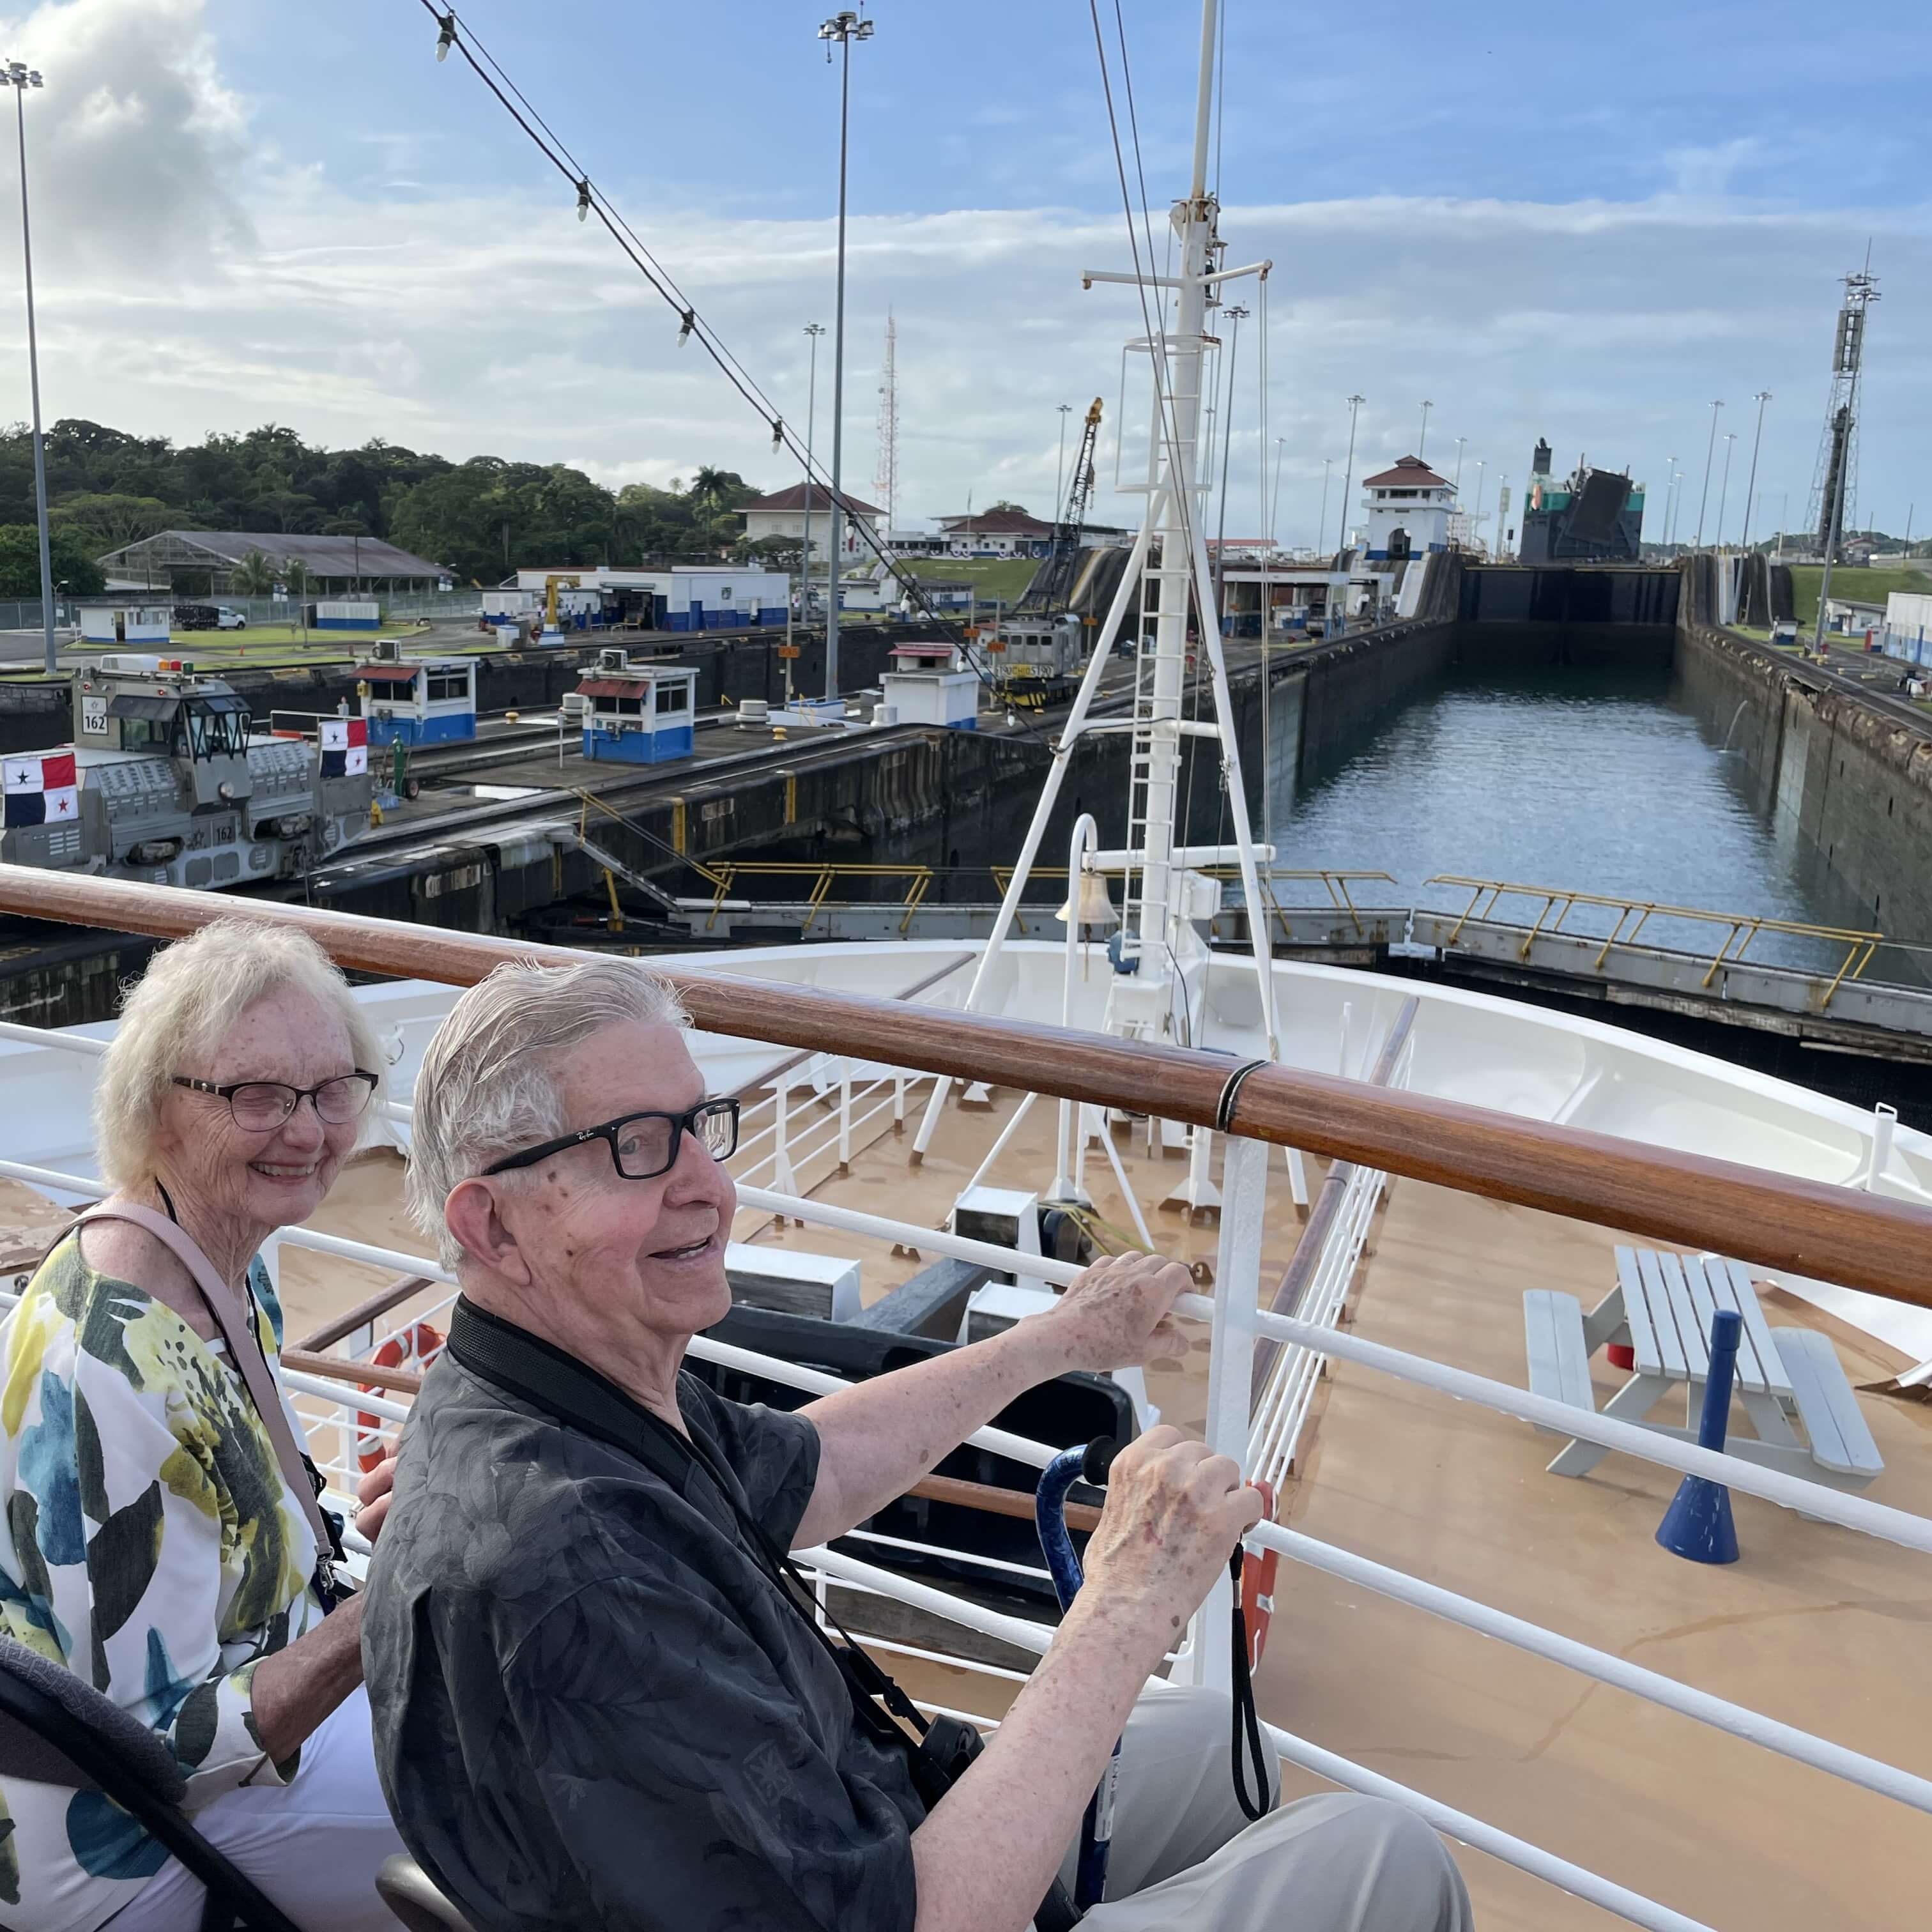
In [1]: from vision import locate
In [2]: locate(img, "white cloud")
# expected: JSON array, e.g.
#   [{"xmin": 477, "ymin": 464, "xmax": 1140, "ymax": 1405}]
[
  {"xmin": 1663, "ymin": 138, "xmax": 1763, "ymax": 198},
  {"xmin": 0, "ymin": 0, "xmax": 1926, "ymax": 549},
  {"xmin": 0, "ymin": 0, "xmax": 250, "ymax": 267}
]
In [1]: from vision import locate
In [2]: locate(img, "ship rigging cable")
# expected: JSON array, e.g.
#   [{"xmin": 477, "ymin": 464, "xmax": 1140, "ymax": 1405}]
[
  {"xmin": 1088, "ymin": 0, "xmax": 1210, "ymax": 584},
  {"xmin": 408, "ymin": 1, "xmax": 1056, "ymax": 751}
]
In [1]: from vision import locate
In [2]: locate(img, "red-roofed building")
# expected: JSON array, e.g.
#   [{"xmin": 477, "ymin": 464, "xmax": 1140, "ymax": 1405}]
[
  {"xmin": 737, "ymin": 482, "xmax": 885, "ymax": 565},
  {"xmin": 931, "ymin": 507, "xmax": 1057, "ymax": 559},
  {"xmin": 1358, "ymin": 454, "xmax": 1457, "ymax": 561}
]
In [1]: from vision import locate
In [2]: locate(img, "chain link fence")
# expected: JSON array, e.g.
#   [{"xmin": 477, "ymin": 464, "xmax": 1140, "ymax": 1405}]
[
  {"xmin": 0, "ymin": 601, "xmax": 73, "ymax": 632},
  {"xmin": 0, "ymin": 590, "xmax": 486, "ymax": 633}
]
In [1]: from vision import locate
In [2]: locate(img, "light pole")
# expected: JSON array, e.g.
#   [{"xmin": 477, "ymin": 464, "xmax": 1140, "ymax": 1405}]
[
  {"xmin": 1338, "ymin": 394, "xmax": 1365, "ymax": 556},
  {"xmin": 1055, "ymin": 402, "xmax": 1073, "ymax": 519},
  {"xmin": 1715, "ymin": 433, "xmax": 1737, "ymax": 547},
  {"xmin": 1740, "ymin": 391, "xmax": 1770, "ymax": 551},
  {"xmin": 1453, "ymin": 436, "xmax": 1466, "ymax": 492},
  {"xmin": 801, "ymin": 321, "xmax": 825, "ymax": 640},
  {"xmin": 1661, "ymin": 456, "xmax": 1676, "ymax": 549},
  {"xmin": 1317, "ymin": 457, "xmax": 1332, "ymax": 557},
  {"xmin": 4, "ymin": 61, "xmax": 52, "ymax": 675},
  {"xmin": 1418, "ymin": 399, "xmax": 1432, "ymax": 458},
  {"xmin": 817, "ymin": 10, "xmax": 872, "ymax": 701},
  {"xmin": 1212, "ymin": 304, "xmax": 1248, "ymax": 619},
  {"xmin": 1269, "ymin": 436, "xmax": 1287, "ymax": 546},
  {"xmin": 1473, "ymin": 460, "xmax": 1488, "ymax": 553},
  {"xmin": 1694, "ymin": 399, "xmax": 1722, "ymax": 549}
]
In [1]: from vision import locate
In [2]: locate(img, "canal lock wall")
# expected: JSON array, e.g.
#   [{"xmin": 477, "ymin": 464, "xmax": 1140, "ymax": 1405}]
[{"xmin": 1673, "ymin": 602, "xmax": 1932, "ymax": 948}]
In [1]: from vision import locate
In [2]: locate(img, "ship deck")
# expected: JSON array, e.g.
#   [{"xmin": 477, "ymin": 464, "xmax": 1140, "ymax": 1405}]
[{"xmin": 169, "ymin": 1056, "xmax": 1932, "ymax": 1932}]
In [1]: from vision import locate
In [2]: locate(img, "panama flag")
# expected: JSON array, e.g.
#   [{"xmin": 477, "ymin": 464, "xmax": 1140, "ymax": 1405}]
[
  {"xmin": 319, "ymin": 717, "xmax": 367, "ymax": 779},
  {"xmin": 3, "ymin": 752, "xmax": 78, "ymax": 829}
]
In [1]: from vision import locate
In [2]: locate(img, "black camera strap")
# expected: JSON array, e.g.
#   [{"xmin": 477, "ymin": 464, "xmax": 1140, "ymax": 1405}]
[
  {"xmin": 445, "ymin": 1300, "xmax": 928, "ymax": 1744},
  {"xmin": 446, "ymin": 1301, "xmax": 1084, "ymax": 1929}
]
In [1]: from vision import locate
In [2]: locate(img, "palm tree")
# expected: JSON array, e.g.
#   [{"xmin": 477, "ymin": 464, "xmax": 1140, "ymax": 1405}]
[
  {"xmin": 229, "ymin": 549, "xmax": 277, "ymax": 597},
  {"xmin": 275, "ymin": 560, "xmax": 313, "ymax": 642}
]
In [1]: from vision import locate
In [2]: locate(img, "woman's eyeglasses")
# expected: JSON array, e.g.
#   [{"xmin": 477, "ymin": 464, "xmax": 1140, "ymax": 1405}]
[
  {"xmin": 480, "ymin": 1098, "xmax": 740, "ymax": 1181},
  {"xmin": 173, "ymin": 1071, "xmax": 379, "ymax": 1132}
]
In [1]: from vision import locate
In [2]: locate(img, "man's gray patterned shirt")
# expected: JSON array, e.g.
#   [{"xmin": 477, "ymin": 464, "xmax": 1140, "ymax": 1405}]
[{"xmin": 361, "ymin": 1326, "xmax": 924, "ymax": 1931}]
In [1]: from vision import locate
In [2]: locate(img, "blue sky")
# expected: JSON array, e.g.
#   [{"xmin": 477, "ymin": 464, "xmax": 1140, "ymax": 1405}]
[{"xmin": 7, "ymin": 0, "xmax": 1930, "ymax": 545}]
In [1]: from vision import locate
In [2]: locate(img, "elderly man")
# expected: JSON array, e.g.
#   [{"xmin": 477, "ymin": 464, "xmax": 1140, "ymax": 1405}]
[{"xmin": 362, "ymin": 958, "xmax": 1469, "ymax": 1932}]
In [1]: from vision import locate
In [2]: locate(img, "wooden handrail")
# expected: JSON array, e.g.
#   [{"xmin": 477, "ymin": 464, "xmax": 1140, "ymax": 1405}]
[
  {"xmin": 293, "ymin": 1276, "xmax": 438, "ymax": 1357},
  {"xmin": 4, "ymin": 866, "xmax": 1931, "ymax": 1308},
  {"xmin": 282, "ymin": 1349, "xmax": 1100, "ymax": 1530}
]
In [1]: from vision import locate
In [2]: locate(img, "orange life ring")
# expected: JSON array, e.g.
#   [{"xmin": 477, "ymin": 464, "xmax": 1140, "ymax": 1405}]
[
  {"xmin": 1240, "ymin": 1479, "xmax": 1279, "ymax": 1671},
  {"xmin": 356, "ymin": 1320, "xmax": 443, "ymax": 1473}
]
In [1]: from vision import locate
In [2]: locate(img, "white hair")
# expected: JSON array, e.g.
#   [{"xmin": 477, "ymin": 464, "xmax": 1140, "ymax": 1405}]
[
  {"xmin": 94, "ymin": 918, "xmax": 387, "ymax": 1188},
  {"xmin": 405, "ymin": 956, "xmax": 688, "ymax": 1269}
]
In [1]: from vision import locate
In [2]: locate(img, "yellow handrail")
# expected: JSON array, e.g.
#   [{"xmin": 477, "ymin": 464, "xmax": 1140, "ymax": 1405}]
[
  {"xmin": 1424, "ymin": 874, "xmax": 1884, "ymax": 1009},
  {"xmin": 1201, "ymin": 868, "xmax": 1399, "ymax": 941}
]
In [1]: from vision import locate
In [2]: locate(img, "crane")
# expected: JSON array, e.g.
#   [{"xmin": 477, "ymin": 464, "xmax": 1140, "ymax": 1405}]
[
  {"xmin": 1018, "ymin": 398, "xmax": 1103, "ymax": 616},
  {"xmin": 994, "ymin": 401, "xmax": 1106, "ymax": 704}
]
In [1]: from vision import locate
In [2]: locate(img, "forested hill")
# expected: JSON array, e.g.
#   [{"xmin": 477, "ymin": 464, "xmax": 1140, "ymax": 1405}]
[{"xmin": 0, "ymin": 418, "xmax": 770, "ymax": 589}]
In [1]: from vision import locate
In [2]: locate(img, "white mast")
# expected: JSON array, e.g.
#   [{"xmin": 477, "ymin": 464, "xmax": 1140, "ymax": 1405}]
[
  {"xmin": 912, "ymin": 0, "xmax": 1278, "ymax": 1160},
  {"xmin": 1127, "ymin": 0, "xmax": 1227, "ymax": 1003}
]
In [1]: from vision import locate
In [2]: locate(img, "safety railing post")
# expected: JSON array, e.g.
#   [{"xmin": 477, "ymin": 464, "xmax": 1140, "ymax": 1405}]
[
  {"xmin": 1183, "ymin": 1133, "xmax": 1269, "ymax": 1692},
  {"xmin": 838, "ymin": 1059, "xmax": 853, "ymax": 1172},
  {"xmin": 773, "ymin": 1072, "xmax": 799, "ymax": 1199},
  {"xmin": 1867, "ymin": 1102, "xmax": 1898, "ymax": 1192},
  {"xmin": 1284, "ymin": 1144, "xmax": 1310, "ymax": 1213},
  {"xmin": 893, "ymin": 1072, "xmax": 907, "ymax": 1133}
]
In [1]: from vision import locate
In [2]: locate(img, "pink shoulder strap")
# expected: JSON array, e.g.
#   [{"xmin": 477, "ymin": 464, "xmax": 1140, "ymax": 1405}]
[{"xmin": 72, "ymin": 1203, "xmax": 333, "ymax": 1553}]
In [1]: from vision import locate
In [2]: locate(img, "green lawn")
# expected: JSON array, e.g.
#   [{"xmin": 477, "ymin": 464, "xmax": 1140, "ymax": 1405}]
[
  {"xmin": 1786, "ymin": 564, "xmax": 1929, "ymax": 626},
  {"xmin": 895, "ymin": 556, "xmax": 1041, "ymax": 604}
]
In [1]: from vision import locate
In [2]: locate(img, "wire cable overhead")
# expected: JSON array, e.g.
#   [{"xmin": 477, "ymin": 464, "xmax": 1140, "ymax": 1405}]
[{"xmin": 408, "ymin": 0, "xmax": 1051, "ymax": 744}]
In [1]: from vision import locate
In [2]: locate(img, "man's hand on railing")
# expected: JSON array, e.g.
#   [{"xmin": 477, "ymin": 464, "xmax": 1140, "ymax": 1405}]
[
  {"xmin": 1031, "ymin": 1250, "xmax": 1193, "ymax": 1376},
  {"xmin": 355, "ymin": 1452, "xmax": 401, "ymax": 1544}
]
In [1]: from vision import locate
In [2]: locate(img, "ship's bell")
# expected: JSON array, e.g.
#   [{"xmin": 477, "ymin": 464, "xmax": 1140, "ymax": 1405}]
[{"xmin": 1055, "ymin": 868, "xmax": 1118, "ymax": 930}]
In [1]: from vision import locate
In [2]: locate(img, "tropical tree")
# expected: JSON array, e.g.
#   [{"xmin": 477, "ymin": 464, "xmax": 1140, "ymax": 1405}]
[
  {"xmin": 733, "ymin": 534, "xmax": 802, "ymax": 571},
  {"xmin": 229, "ymin": 549, "xmax": 277, "ymax": 596},
  {"xmin": 48, "ymin": 493, "xmax": 181, "ymax": 548},
  {"xmin": 0, "ymin": 525, "xmax": 105, "ymax": 598}
]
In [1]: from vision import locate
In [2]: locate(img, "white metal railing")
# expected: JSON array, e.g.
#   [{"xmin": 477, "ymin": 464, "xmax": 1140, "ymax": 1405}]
[
  {"xmin": 728, "ymin": 1057, "xmax": 930, "ymax": 1222},
  {"xmin": 274, "ymin": 1161, "xmax": 1932, "ymax": 1908},
  {"xmin": 7, "ymin": 1039, "xmax": 1929, "ymax": 1928},
  {"xmin": 1246, "ymin": 1154, "xmax": 1386, "ymax": 1493}
]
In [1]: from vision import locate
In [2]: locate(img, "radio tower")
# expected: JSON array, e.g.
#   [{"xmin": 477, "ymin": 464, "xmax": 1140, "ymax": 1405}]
[
  {"xmin": 1806, "ymin": 262, "xmax": 1878, "ymax": 559},
  {"xmin": 873, "ymin": 308, "xmax": 900, "ymax": 532}
]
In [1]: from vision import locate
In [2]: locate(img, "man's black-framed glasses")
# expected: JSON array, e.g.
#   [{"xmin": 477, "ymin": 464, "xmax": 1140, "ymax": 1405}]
[
  {"xmin": 481, "ymin": 1098, "xmax": 740, "ymax": 1181},
  {"xmin": 174, "ymin": 1071, "xmax": 379, "ymax": 1132}
]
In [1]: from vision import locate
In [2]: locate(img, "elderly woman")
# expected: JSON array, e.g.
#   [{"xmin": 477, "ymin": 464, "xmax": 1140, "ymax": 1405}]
[{"xmin": 0, "ymin": 919, "xmax": 407, "ymax": 1932}]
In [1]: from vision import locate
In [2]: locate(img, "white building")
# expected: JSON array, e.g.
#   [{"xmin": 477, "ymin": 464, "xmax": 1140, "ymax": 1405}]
[
  {"xmin": 77, "ymin": 603, "xmax": 171, "ymax": 648},
  {"xmin": 1881, "ymin": 591, "xmax": 1932, "ymax": 668},
  {"xmin": 735, "ymin": 484, "xmax": 884, "ymax": 564},
  {"xmin": 1359, "ymin": 456, "xmax": 1457, "ymax": 562},
  {"xmin": 509, "ymin": 565, "xmax": 789, "ymax": 632}
]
